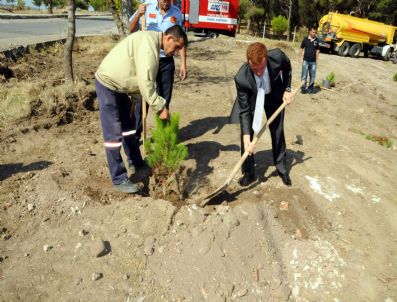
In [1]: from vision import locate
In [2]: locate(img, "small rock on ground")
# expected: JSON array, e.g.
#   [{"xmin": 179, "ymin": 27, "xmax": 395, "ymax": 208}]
[
  {"xmin": 43, "ymin": 244, "xmax": 52, "ymax": 252},
  {"xmin": 144, "ymin": 237, "xmax": 155, "ymax": 256},
  {"xmin": 90, "ymin": 239, "xmax": 107, "ymax": 257},
  {"xmin": 27, "ymin": 204, "xmax": 35, "ymax": 212},
  {"xmin": 92, "ymin": 272, "xmax": 103, "ymax": 281}
]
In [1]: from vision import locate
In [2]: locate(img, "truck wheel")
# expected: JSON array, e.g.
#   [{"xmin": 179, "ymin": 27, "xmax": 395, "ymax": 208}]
[
  {"xmin": 208, "ymin": 31, "xmax": 219, "ymax": 39},
  {"xmin": 338, "ymin": 42, "xmax": 350, "ymax": 57},
  {"xmin": 349, "ymin": 43, "xmax": 361, "ymax": 58},
  {"xmin": 383, "ymin": 49, "xmax": 391, "ymax": 61}
]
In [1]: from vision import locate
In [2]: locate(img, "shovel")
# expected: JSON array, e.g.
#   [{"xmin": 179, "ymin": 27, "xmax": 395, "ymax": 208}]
[
  {"xmin": 141, "ymin": 14, "xmax": 147, "ymax": 156},
  {"xmin": 199, "ymin": 83, "xmax": 302, "ymax": 207}
]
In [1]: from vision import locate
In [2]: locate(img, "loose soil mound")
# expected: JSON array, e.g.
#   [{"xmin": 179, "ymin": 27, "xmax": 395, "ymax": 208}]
[{"xmin": 0, "ymin": 35, "xmax": 396, "ymax": 301}]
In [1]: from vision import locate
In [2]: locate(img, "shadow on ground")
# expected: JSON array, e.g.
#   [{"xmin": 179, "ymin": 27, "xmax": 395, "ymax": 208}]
[
  {"xmin": 205, "ymin": 149, "xmax": 311, "ymax": 205},
  {"xmin": 179, "ymin": 116, "xmax": 229, "ymax": 142},
  {"xmin": 0, "ymin": 161, "xmax": 53, "ymax": 181},
  {"xmin": 184, "ymin": 141, "xmax": 240, "ymax": 196}
]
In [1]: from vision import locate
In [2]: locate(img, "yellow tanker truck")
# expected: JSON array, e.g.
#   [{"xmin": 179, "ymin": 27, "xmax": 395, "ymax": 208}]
[{"xmin": 318, "ymin": 12, "xmax": 397, "ymax": 63}]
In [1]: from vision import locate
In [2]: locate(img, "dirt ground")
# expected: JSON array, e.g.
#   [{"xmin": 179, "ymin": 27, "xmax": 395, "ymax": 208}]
[{"xmin": 0, "ymin": 34, "xmax": 397, "ymax": 301}]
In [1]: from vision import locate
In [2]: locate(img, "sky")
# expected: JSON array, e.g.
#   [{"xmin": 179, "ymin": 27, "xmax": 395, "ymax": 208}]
[{"xmin": 22, "ymin": 0, "xmax": 45, "ymax": 9}]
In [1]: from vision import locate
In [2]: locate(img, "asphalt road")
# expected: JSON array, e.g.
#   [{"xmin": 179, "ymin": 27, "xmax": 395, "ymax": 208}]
[{"xmin": 0, "ymin": 16, "xmax": 118, "ymax": 50}]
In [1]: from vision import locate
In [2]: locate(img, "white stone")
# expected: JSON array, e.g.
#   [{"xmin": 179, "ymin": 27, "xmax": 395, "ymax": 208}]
[
  {"xmin": 92, "ymin": 272, "xmax": 102, "ymax": 281},
  {"xmin": 292, "ymin": 286, "xmax": 299, "ymax": 297}
]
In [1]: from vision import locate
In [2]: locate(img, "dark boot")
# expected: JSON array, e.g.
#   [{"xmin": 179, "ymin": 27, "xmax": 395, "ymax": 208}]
[
  {"xmin": 239, "ymin": 173, "xmax": 256, "ymax": 186},
  {"xmin": 278, "ymin": 172, "xmax": 292, "ymax": 186}
]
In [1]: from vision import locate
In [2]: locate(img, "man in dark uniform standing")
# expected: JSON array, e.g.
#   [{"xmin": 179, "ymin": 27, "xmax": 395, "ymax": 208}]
[{"xmin": 230, "ymin": 42, "xmax": 294, "ymax": 187}]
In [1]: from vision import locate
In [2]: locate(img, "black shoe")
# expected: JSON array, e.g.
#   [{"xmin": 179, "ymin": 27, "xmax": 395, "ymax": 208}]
[
  {"xmin": 279, "ymin": 173, "xmax": 292, "ymax": 186},
  {"xmin": 300, "ymin": 88, "xmax": 307, "ymax": 94},
  {"xmin": 113, "ymin": 179, "xmax": 138, "ymax": 193},
  {"xmin": 239, "ymin": 174, "xmax": 255, "ymax": 187}
]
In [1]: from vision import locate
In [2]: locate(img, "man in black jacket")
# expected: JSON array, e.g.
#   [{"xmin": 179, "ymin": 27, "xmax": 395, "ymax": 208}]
[{"xmin": 229, "ymin": 42, "xmax": 294, "ymax": 186}]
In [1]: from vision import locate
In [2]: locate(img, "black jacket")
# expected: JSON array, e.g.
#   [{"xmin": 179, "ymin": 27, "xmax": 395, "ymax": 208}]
[{"xmin": 229, "ymin": 48, "xmax": 292, "ymax": 135}]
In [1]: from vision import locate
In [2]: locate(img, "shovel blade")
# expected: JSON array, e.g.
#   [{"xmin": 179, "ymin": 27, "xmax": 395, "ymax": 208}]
[{"xmin": 199, "ymin": 183, "xmax": 228, "ymax": 207}]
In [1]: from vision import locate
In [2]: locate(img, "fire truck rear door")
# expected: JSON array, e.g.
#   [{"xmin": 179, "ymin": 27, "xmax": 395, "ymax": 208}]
[{"xmin": 189, "ymin": 0, "xmax": 199, "ymax": 24}]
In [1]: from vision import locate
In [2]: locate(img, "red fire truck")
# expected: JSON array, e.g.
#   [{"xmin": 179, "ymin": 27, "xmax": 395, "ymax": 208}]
[{"xmin": 175, "ymin": 0, "xmax": 239, "ymax": 38}]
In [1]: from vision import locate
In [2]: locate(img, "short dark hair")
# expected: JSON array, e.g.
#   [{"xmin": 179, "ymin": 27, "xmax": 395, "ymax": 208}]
[
  {"xmin": 164, "ymin": 25, "xmax": 188, "ymax": 47},
  {"xmin": 309, "ymin": 27, "xmax": 317, "ymax": 32}
]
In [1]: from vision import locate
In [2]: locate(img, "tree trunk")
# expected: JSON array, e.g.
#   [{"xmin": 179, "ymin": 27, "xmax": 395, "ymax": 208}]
[
  {"xmin": 287, "ymin": 0, "xmax": 292, "ymax": 41},
  {"xmin": 121, "ymin": 0, "xmax": 133, "ymax": 35},
  {"xmin": 108, "ymin": 0, "xmax": 126, "ymax": 38},
  {"xmin": 47, "ymin": 0, "xmax": 53, "ymax": 14},
  {"xmin": 64, "ymin": 0, "xmax": 76, "ymax": 82}
]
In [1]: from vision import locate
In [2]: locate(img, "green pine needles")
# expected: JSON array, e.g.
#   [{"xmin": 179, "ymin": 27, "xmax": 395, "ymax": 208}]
[
  {"xmin": 144, "ymin": 113, "xmax": 188, "ymax": 175},
  {"xmin": 326, "ymin": 72, "xmax": 336, "ymax": 85}
]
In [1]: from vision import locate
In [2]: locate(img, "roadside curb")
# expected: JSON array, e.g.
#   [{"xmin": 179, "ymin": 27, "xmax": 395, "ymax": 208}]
[
  {"xmin": 0, "ymin": 13, "xmax": 111, "ymax": 19},
  {"xmin": 0, "ymin": 39, "xmax": 66, "ymax": 61},
  {"xmin": 1, "ymin": 34, "xmax": 120, "ymax": 61}
]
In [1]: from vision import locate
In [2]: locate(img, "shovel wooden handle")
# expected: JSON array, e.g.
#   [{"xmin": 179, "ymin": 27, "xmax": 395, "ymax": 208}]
[
  {"xmin": 224, "ymin": 84, "xmax": 302, "ymax": 186},
  {"xmin": 199, "ymin": 82, "xmax": 303, "ymax": 207},
  {"xmin": 141, "ymin": 14, "xmax": 147, "ymax": 156}
]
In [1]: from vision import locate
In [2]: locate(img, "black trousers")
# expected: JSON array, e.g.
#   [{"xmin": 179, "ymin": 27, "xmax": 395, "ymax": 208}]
[
  {"xmin": 96, "ymin": 80, "xmax": 143, "ymax": 185},
  {"xmin": 241, "ymin": 103, "xmax": 287, "ymax": 177},
  {"xmin": 134, "ymin": 57, "xmax": 175, "ymax": 141}
]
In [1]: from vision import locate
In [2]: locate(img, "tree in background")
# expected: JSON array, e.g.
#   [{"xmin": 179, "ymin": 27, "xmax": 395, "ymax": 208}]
[
  {"xmin": 269, "ymin": 0, "xmax": 298, "ymax": 41},
  {"xmin": 32, "ymin": 0, "xmax": 42, "ymax": 9},
  {"xmin": 298, "ymin": 0, "xmax": 317, "ymax": 28},
  {"xmin": 16, "ymin": 0, "xmax": 24, "ymax": 9},
  {"xmin": 75, "ymin": 0, "xmax": 88, "ymax": 9},
  {"xmin": 245, "ymin": 5, "xmax": 265, "ymax": 35},
  {"xmin": 271, "ymin": 15, "xmax": 288, "ymax": 38},
  {"xmin": 43, "ymin": 0, "xmax": 53, "ymax": 13},
  {"xmin": 355, "ymin": 0, "xmax": 377, "ymax": 18},
  {"xmin": 120, "ymin": 0, "xmax": 133, "ymax": 34},
  {"xmin": 107, "ymin": 0, "xmax": 126, "ymax": 37},
  {"xmin": 370, "ymin": 0, "xmax": 397, "ymax": 25},
  {"xmin": 89, "ymin": 0, "xmax": 107, "ymax": 11},
  {"xmin": 286, "ymin": 0, "xmax": 292, "ymax": 40},
  {"xmin": 5, "ymin": 0, "xmax": 16, "ymax": 8},
  {"xmin": 238, "ymin": 0, "xmax": 250, "ymax": 20},
  {"xmin": 64, "ymin": 0, "xmax": 76, "ymax": 82}
]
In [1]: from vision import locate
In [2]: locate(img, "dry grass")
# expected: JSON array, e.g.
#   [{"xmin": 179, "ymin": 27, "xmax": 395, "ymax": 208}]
[
  {"xmin": 0, "ymin": 81, "xmax": 34, "ymax": 122},
  {"xmin": 0, "ymin": 35, "xmax": 117, "ymax": 130},
  {"xmin": 74, "ymin": 36, "xmax": 119, "ymax": 56},
  {"xmin": 0, "ymin": 79, "xmax": 93, "ymax": 129}
]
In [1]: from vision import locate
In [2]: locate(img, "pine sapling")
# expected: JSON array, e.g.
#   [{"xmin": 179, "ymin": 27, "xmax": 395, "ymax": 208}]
[{"xmin": 145, "ymin": 113, "xmax": 188, "ymax": 178}]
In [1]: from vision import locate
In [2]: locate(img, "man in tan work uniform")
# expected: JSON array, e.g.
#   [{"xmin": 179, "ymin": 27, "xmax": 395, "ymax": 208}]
[{"xmin": 95, "ymin": 25, "xmax": 187, "ymax": 193}]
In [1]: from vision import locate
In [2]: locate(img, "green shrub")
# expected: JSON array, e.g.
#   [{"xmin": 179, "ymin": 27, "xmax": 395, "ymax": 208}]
[
  {"xmin": 326, "ymin": 72, "xmax": 336, "ymax": 85},
  {"xmin": 271, "ymin": 15, "xmax": 288, "ymax": 36},
  {"xmin": 393, "ymin": 73, "xmax": 397, "ymax": 81},
  {"xmin": 238, "ymin": 0, "xmax": 251, "ymax": 20},
  {"xmin": 245, "ymin": 5, "xmax": 264, "ymax": 20},
  {"xmin": 366, "ymin": 134, "xmax": 394, "ymax": 148},
  {"xmin": 144, "ymin": 113, "xmax": 188, "ymax": 175}
]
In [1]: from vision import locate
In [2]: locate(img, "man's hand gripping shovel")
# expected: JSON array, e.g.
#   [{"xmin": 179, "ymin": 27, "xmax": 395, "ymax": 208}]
[{"xmin": 198, "ymin": 82, "xmax": 303, "ymax": 207}]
